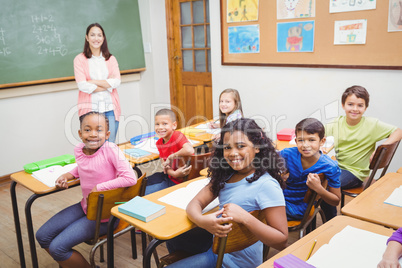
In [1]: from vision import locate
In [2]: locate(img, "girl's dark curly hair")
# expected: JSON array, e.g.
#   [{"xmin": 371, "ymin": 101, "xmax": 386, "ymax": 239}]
[{"xmin": 208, "ymin": 118, "xmax": 286, "ymax": 196}]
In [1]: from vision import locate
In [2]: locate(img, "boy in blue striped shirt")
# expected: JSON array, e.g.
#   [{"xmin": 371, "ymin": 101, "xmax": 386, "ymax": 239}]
[{"xmin": 281, "ymin": 118, "xmax": 341, "ymax": 221}]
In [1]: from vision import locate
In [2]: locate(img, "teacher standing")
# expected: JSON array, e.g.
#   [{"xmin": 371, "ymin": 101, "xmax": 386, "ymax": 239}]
[{"xmin": 74, "ymin": 23, "xmax": 121, "ymax": 143}]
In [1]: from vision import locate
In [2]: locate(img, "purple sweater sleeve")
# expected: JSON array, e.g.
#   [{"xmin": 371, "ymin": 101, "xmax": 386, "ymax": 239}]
[{"xmin": 387, "ymin": 228, "xmax": 402, "ymax": 245}]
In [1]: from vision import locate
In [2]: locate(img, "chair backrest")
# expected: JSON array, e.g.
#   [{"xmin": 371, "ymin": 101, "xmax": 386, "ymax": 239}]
[
  {"xmin": 86, "ymin": 173, "xmax": 147, "ymax": 221},
  {"xmin": 365, "ymin": 140, "xmax": 400, "ymax": 190},
  {"xmin": 183, "ymin": 152, "xmax": 211, "ymax": 181},
  {"xmin": 212, "ymin": 210, "xmax": 266, "ymax": 268},
  {"xmin": 85, "ymin": 173, "xmax": 147, "ymax": 245},
  {"xmin": 299, "ymin": 173, "xmax": 327, "ymax": 225}
]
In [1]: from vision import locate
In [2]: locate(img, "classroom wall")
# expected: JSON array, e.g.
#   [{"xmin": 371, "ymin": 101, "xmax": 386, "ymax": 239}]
[
  {"xmin": 1, "ymin": 1, "xmax": 401, "ymax": 177},
  {"xmin": 0, "ymin": 0, "xmax": 170, "ymax": 176},
  {"xmin": 209, "ymin": 0, "xmax": 402, "ymax": 175}
]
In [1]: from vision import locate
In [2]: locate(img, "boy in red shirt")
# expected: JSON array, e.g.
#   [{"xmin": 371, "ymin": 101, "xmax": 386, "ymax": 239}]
[
  {"xmin": 145, "ymin": 109, "xmax": 194, "ymax": 195},
  {"xmin": 145, "ymin": 109, "xmax": 212, "ymax": 255}
]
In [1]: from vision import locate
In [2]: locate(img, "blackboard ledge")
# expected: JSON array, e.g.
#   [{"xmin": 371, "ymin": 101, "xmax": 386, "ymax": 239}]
[{"xmin": 0, "ymin": 73, "xmax": 141, "ymax": 100}]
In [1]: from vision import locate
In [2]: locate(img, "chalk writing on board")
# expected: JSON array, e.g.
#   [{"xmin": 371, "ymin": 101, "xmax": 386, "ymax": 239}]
[
  {"xmin": 0, "ymin": 28, "xmax": 11, "ymax": 57},
  {"xmin": 31, "ymin": 14, "xmax": 67, "ymax": 56}
]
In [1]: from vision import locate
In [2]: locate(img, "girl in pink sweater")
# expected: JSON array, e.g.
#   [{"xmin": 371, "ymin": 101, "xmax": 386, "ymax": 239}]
[{"xmin": 36, "ymin": 112, "xmax": 137, "ymax": 268}]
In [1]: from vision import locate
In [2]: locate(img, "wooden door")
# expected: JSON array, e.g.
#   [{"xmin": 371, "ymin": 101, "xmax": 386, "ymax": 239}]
[{"xmin": 166, "ymin": 0, "xmax": 213, "ymax": 128}]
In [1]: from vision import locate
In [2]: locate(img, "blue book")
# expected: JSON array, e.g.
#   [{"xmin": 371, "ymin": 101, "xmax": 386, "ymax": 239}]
[
  {"xmin": 124, "ymin": 148, "xmax": 152, "ymax": 158},
  {"xmin": 118, "ymin": 196, "xmax": 166, "ymax": 222}
]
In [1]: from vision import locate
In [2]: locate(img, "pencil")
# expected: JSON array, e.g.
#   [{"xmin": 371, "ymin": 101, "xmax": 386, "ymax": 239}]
[
  {"xmin": 306, "ymin": 239, "xmax": 317, "ymax": 261},
  {"xmin": 114, "ymin": 202, "xmax": 126, "ymax": 204}
]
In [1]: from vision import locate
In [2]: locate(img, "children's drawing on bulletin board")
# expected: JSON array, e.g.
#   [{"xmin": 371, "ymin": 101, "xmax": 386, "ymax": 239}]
[
  {"xmin": 330, "ymin": 0, "xmax": 376, "ymax": 13},
  {"xmin": 277, "ymin": 21, "xmax": 314, "ymax": 52},
  {"xmin": 227, "ymin": 0, "xmax": 259, "ymax": 22},
  {"xmin": 388, "ymin": 0, "xmax": 402, "ymax": 32},
  {"xmin": 334, "ymin": 19, "xmax": 367, "ymax": 44},
  {"xmin": 228, "ymin": 25, "xmax": 260, "ymax": 53},
  {"xmin": 277, "ymin": 0, "xmax": 315, "ymax": 20}
]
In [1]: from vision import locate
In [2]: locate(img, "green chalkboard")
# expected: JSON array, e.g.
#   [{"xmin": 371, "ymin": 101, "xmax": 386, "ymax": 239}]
[{"xmin": 0, "ymin": 0, "xmax": 145, "ymax": 88}]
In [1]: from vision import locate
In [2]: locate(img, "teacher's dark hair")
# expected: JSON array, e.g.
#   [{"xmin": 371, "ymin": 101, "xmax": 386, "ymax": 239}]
[{"xmin": 83, "ymin": 23, "xmax": 112, "ymax": 60}]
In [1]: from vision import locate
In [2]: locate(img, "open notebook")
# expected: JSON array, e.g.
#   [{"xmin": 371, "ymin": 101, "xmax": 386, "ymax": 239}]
[
  {"xmin": 32, "ymin": 163, "xmax": 77, "ymax": 187},
  {"xmin": 158, "ymin": 178, "xmax": 219, "ymax": 214},
  {"xmin": 194, "ymin": 123, "xmax": 221, "ymax": 135},
  {"xmin": 384, "ymin": 185, "xmax": 402, "ymax": 207},
  {"xmin": 307, "ymin": 225, "xmax": 402, "ymax": 268},
  {"xmin": 133, "ymin": 137, "xmax": 201, "ymax": 155}
]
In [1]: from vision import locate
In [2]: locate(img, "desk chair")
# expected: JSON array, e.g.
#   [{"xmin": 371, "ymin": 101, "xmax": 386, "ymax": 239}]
[
  {"xmin": 183, "ymin": 152, "xmax": 211, "ymax": 181},
  {"xmin": 158, "ymin": 210, "xmax": 267, "ymax": 268},
  {"xmin": 287, "ymin": 173, "xmax": 328, "ymax": 239},
  {"xmin": 340, "ymin": 140, "xmax": 400, "ymax": 208},
  {"xmin": 85, "ymin": 173, "xmax": 147, "ymax": 267},
  {"xmin": 213, "ymin": 210, "xmax": 267, "ymax": 268}
]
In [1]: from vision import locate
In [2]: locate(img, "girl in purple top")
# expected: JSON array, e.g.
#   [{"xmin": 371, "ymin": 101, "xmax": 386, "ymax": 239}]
[
  {"xmin": 36, "ymin": 112, "xmax": 137, "ymax": 268},
  {"xmin": 378, "ymin": 228, "xmax": 402, "ymax": 268}
]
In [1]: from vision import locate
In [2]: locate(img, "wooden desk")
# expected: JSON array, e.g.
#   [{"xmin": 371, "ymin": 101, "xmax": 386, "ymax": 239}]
[
  {"xmin": 178, "ymin": 120, "xmax": 216, "ymax": 144},
  {"xmin": 10, "ymin": 171, "xmax": 80, "ymax": 268},
  {"xmin": 107, "ymin": 177, "xmax": 209, "ymax": 268},
  {"xmin": 341, "ymin": 172, "xmax": 402, "ymax": 230},
  {"xmin": 118, "ymin": 142, "xmax": 160, "ymax": 165},
  {"xmin": 260, "ymin": 215, "xmax": 395, "ymax": 267},
  {"xmin": 275, "ymin": 140, "xmax": 296, "ymax": 151},
  {"xmin": 118, "ymin": 138, "xmax": 204, "ymax": 176},
  {"xmin": 200, "ymin": 167, "xmax": 208, "ymax": 177}
]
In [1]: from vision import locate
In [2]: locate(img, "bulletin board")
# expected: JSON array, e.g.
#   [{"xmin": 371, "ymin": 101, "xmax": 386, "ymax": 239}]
[{"xmin": 221, "ymin": 0, "xmax": 402, "ymax": 69}]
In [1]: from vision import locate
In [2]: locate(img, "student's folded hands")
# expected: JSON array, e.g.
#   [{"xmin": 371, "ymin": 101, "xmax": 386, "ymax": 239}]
[
  {"xmin": 222, "ymin": 203, "xmax": 249, "ymax": 225},
  {"xmin": 173, "ymin": 165, "xmax": 192, "ymax": 178},
  {"xmin": 200, "ymin": 208, "xmax": 233, "ymax": 237},
  {"xmin": 306, "ymin": 173, "xmax": 323, "ymax": 192}
]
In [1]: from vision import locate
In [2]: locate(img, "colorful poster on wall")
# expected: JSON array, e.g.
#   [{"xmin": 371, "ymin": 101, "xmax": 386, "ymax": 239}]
[
  {"xmin": 227, "ymin": 0, "xmax": 259, "ymax": 22},
  {"xmin": 228, "ymin": 25, "xmax": 260, "ymax": 53},
  {"xmin": 330, "ymin": 0, "xmax": 376, "ymax": 13},
  {"xmin": 277, "ymin": 0, "xmax": 316, "ymax": 19},
  {"xmin": 388, "ymin": 0, "xmax": 402, "ymax": 32},
  {"xmin": 277, "ymin": 21, "xmax": 315, "ymax": 52},
  {"xmin": 334, "ymin": 19, "xmax": 367, "ymax": 44}
]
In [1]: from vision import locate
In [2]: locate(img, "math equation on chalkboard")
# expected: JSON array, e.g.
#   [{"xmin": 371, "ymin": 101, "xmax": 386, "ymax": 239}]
[
  {"xmin": 31, "ymin": 14, "xmax": 67, "ymax": 57},
  {"xmin": 0, "ymin": 28, "xmax": 11, "ymax": 57}
]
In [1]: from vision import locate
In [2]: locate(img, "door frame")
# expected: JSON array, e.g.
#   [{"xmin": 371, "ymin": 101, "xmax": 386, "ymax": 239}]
[{"xmin": 165, "ymin": 0, "xmax": 184, "ymax": 126}]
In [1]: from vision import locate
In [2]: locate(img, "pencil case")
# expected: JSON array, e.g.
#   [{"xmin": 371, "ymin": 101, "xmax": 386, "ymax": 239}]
[
  {"xmin": 23, "ymin": 154, "xmax": 75, "ymax": 174},
  {"xmin": 274, "ymin": 254, "xmax": 316, "ymax": 268},
  {"xmin": 277, "ymin": 128, "xmax": 295, "ymax": 141},
  {"xmin": 130, "ymin": 131, "xmax": 156, "ymax": 145}
]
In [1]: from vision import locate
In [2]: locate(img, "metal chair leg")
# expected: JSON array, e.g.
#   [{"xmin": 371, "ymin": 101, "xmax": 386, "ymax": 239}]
[
  {"xmin": 100, "ymin": 244, "xmax": 104, "ymax": 262},
  {"xmin": 131, "ymin": 229, "xmax": 137, "ymax": 259}
]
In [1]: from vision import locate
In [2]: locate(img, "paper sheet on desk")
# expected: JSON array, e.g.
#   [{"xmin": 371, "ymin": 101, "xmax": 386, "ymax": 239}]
[
  {"xmin": 158, "ymin": 178, "xmax": 219, "ymax": 214},
  {"xmin": 32, "ymin": 163, "xmax": 77, "ymax": 187},
  {"xmin": 384, "ymin": 185, "xmax": 402, "ymax": 207},
  {"xmin": 195, "ymin": 123, "xmax": 221, "ymax": 135},
  {"xmin": 134, "ymin": 138, "xmax": 159, "ymax": 155},
  {"xmin": 188, "ymin": 139, "xmax": 202, "ymax": 145},
  {"xmin": 307, "ymin": 225, "xmax": 402, "ymax": 268}
]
